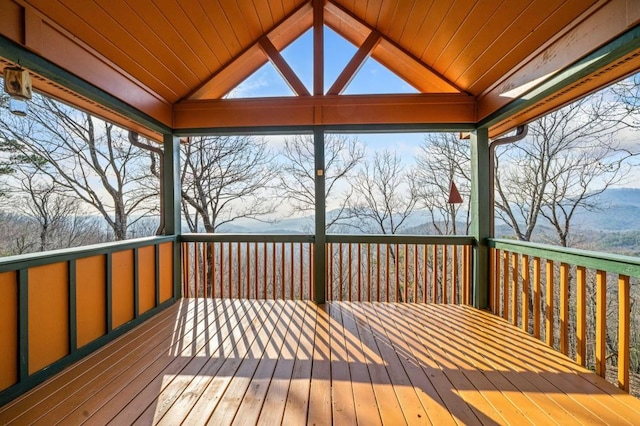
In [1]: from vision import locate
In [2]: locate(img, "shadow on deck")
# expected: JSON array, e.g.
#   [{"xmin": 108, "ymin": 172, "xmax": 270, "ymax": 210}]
[{"xmin": 1, "ymin": 299, "xmax": 639, "ymax": 425}]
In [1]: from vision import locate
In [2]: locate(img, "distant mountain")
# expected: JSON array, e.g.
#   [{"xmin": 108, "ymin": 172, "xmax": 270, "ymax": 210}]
[{"xmin": 573, "ymin": 188, "xmax": 640, "ymax": 231}]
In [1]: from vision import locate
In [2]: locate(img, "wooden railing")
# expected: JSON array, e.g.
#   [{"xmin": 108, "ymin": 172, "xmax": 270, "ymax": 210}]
[
  {"xmin": 489, "ymin": 238, "xmax": 640, "ymax": 393},
  {"xmin": 0, "ymin": 236, "xmax": 177, "ymax": 406},
  {"xmin": 181, "ymin": 234, "xmax": 315, "ymax": 300},
  {"xmin": 181, "ymin": 234, "xmax": 474, "ymax": 304},
  {"xmin": 326, "ymin": 235, "xmax": 474, "ymax": 303}
]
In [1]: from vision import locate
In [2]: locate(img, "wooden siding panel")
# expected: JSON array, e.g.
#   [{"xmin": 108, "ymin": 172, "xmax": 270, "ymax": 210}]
[
  {"xmin": 159, "ymin": 242, "xmax": 174, "ymax": 303},
  {"xmin": 28, "ymin": 262, "xmax": 69, "ymax": 375},
  {"xmin": 138, "ymin": 246, "xmax": 156, "ymax": 315},
  {"xmin": 76, "ymin": 255, "xmax": 106, "ymax": 348},
  {"xmin": 0, "ymin": 272, "xmax": 18, "ymax": 392},
  {"xmin": 111, "ymin": 250, "xmax": 134, "ymax": 328}
]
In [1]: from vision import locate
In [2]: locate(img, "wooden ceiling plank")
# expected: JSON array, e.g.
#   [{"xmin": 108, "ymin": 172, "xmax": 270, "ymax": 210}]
[
  {"xmin": 478, "ymin": 0, "xmax": 640, "ymax": 125},
  {"xmin": 258, "ymin": 36, "xmax": 310, "ymax": 96},
  {"xmin": 326, "ymin": 30, "xmax": 381, "ymax": 95},
  {"xmin": 313, "ymin": 0, "xmax": 324, "ymax": 95},
  {"xmin": 124, "ymin": 0, "xmax": 212, "ymax": 78},
  {"xmin": 196, "ymin": 0, "xmax": 242, "ymax": 58},
  {"xmin": 93, "ymin": 0, "xmax": 201, "ymax": 85},
  {"xmin": 24, "ymin": 0, "xmax": 184, "ymax": 101},
  {"xmin": 268, "ymin": 0, "xmax": 286, "ymax": 25},
  {"xmin": 253, "ymin": 1, "xmax": 275, "ymax": 33},
  {"xmin": 460, "ymin": 0, "xmax": 596, "ymax": 93},
  {"xmin": 218, "ymin": 0, "xmax": 257, "ymax": 47},
  {"xmin": 371, "ymin": 0, "xmax": 398, "ymax": 34},
  {"xmin": 406, "ymin": 0, "xmax": 451, "ymax": 58},
  {"xmin": 324, "ymin": 1, "xmax": 465, "ymax": 93},
  {"xmin": 441, "ymin": 0, "xmax": 527, "ymax": 79},
  {"xmin": 174, "ymin": 94, "xmax": 477, "ymax": 129},
  {"xmin": 236, "ymin": 1, "xmax": 267, "ymax": 41},
  {"xmin": 364, "ymin": 0, "xmax": 383, "ymax": 27},
  {"xmin": 420, "ymin": 0, "xmax": 477, "ymax": 68},
  {"xmin": 396, "ymin": 1, "xmax": 433, "ymax": 50},
  {"xmin": 385, "ymin": 0, "xmax": 416, "ymax": 42}
]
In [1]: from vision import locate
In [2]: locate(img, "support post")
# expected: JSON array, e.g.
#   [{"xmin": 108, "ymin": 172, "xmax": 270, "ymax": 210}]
[
  {"xmin": 314, "ymin": 127, "xmax": 326, "ymax": 304},
  {"xmin": 470, "ymin": 127, "xmax": 491, "ymax": 309},
  {"xmin": 163, "ymin": 134, "xmax": 182, "ymax": 299}
]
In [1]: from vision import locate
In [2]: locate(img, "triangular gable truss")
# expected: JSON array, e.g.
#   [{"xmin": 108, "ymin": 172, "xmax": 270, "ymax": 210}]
[{"xmin": 184, "ymin": 0, "xmax": 463, "ymax": 101}]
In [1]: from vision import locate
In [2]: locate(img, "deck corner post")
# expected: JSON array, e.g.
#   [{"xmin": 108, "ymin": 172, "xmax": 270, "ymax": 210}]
[
  {"xmin": 163, "ymin": 133, "xmax": 182, "ymax": 299},
  {"xmin": 314, "ymin": 126, "xmax": 326, "ymax": 304},
  {"xmin": 471, "ymin": 127, "xmax": 491, "ymax": 309}
]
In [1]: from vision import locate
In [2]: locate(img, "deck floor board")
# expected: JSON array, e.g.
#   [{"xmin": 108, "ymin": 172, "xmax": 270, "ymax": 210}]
[{"xmin": 2, "ymin": 300, "xmax": 640, "ymax": 425}]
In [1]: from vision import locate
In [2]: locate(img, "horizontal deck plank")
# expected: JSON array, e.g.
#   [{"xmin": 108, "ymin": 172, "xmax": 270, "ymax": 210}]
[{"xmin": 1, "ymin": 300, "xmax": 640, "ymax": 425}]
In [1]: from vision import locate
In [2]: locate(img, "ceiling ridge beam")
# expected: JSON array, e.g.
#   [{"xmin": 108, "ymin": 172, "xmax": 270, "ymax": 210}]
[
  {"xmin": 326, "ymin": 30, "xmax": 381, "ymax": 95},
  {"xmin": 258, "ymin": 36, "xmax": 310, "ymax": 96},
  {"xmin": 313, "ymin": 0, "xmax": 324, "ymax": 96},
  {"xmin": 181, "ymin": 1, "xmax": 313, "ymax": 101},
  {"xmin": 324, "ymin": 0, "xmax": 467, "ymax": 95}
]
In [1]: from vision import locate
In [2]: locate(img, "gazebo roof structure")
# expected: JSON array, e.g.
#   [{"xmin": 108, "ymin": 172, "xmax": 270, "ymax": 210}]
[{"xmin": 1, "ymin": 0, "xmax": 640, "ymax": 139}]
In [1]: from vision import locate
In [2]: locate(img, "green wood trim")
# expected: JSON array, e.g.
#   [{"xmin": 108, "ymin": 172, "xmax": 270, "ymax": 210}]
[
  {"xmin": 489, "ymin": 238, "xmax": 640, "ymax": 278},
  {"xmin": 155, "ymin": 244, "xmax": 161, "ymax": 308},
  {"xmin": 0, "ymin": 236, "xmax": 177, "ymax": 272},
  {"xmin": 0, "ymin": 298, "xmax": 176, "ymax": 407},
  {"xmin": 314, "ymin": 127, "xmax": 326, "ymax": 304},
  {"xmin": 18, "ymin": 269, "xmax": 28, "ymax": 382},
  {"xmin": 0, "ymin": 36, "xmax": 170, "ymax": 135},
  {"xmin": 133, "ymin": 248, "xmax": 139, "ymax": 319},
  {"xmin": 68, "ymin": 260, "xmax": 77, "ymax": 353},
  {"xmin": 180, "ymin": 233, "xmax": 315, "ymax": 243},
  {"xmin": 326, "ymin": 234, "xmax": 475, "ymax": 245},
  {"xmin": 478, "ymin": 26, "xmax": 640, "ymax": 129},
  {"xmin": 106, "ymin": 253, "xmax": 113, "ymax": 333},
  {"xmin": 470, "ymin": 128, "xmax": 491, "ymax": 309}
]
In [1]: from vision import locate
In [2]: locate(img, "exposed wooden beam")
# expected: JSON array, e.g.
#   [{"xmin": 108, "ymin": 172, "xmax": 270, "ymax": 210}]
[
  {"xmin": 478, "ymin": 0, "xmax": 640, "ymax": 128},
  {"xmin": 327, "ymin": 30, "xmax": 381, "ymax": 95},
  {"xmin": 173, "ymin": 94, "xmax": 476, "ymax": 130},
  {"xmin": 185, "ymin": 2, "xmax": 313, "ymax": 100},
  {"xmin": 313, "ymin": 0, "xmax": 324, "ymax": 96},
  {"xmin": 258, "ymin": 37, "xmax": 310, "ymax": 96},
  {"xmin": 324, "ymin": 1, "xmax": 464, "ymax": 94}
]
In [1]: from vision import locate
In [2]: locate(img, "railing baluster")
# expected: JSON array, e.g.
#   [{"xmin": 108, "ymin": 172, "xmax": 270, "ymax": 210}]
[
  {"xmin": 414, "ymin": 244, "xmax": 418, "ymax": 303},
  {"xmin": 281, "ymin": 243, "xmax": 285, "ymax": 300},
  {"xmin": 357, "ymin": 243, "xmax": 362, "ymax": 302},
  {"xmin": 596, "ymin": 270, "xmax": 606, "ymax": 377},
  {"xmin": 423, "ymin": 244, "xmax": 428, "ymax": 304},
  {"xmin": 211, "ymin": 243, "xmax": 216, "ymax": 299},
  {"xmin": 533, "ymin": 257, "xmax": 541, "ymax": 339},
  {"xmin": 442, "ymin": 245, "xmax": 448, "ymax": 304},
  {"xmin": 489, "ymin": 248, "xmax": 495, "ymax": 312},
  {"xmin": 290, "ymin": 242, "xmax": 294, "ymax": 300},
  {"xmin": 247, "ymin": 242, "xmax": 251, "ymax": 299},
  {"xmin": 374, "ymin": 243, "xmax": 378, "ymax": 302},
  {"xmin": 395, "ymin": 243, "xmax": 400, "ymax": 302},
  {"xmin": 511, "ymin": 252, "xmax": 518, "ymax": 326},
  {"xmin": 220, "ymin": 242, "xmax": 225, "ymax": 299},
  {"xmin": 545, "ymin": 259, "xmax": 554, "ymax": 347},
  {"xmin": 386, "ymin": 244, "xmax": 390, "ymax": 303},
  {"xmin": 272, "ymin": 242, "xmax": 276, "ymax": 299},
  {"xmin": 329, "ymin": 243, "xmax": 333, "ymax": 301},
  {"xmin": 452, "ymin": 245, "xmax": 457, "ymax": 305},
  {"xmin": 576, "ymin": 266, "xmax": 586, "ymax": 366},
  {"xmin": 299, "ymin": 242, "xmax": 303, "ymax": 300},
  {"xmin": 503, "ymin": 250, "xmax": 509, "ymax": 320},
  {"xmin": 560, "ymin": 262, "xmax": 569, "ymax": 355},
  {"xmin": 464, "ymin": 245, "xmax": 470, "ymax": 305},
  {"xmin": 263, "ymin": 242, "xmax": 267, "ymax": 300},
  {"xmin": 404, "ymin": 244, "xmax": 409, "ymax": 303},
  {"xmin": 339, "ymin": 243, "xmax": 344, "ymax": 301},
  {"xmin": 237, "ymin": 242, "xmax": 242, "ymax": 299},
  {"xmin": 202, "ymin": 243, "xmax": 207, "ymax": 298},
  {"xmin": 309, "ymin": 244, "xmax": 313, "ymax": 301},
  {"xmin": 348, "ymin": 243, "xmax": 352, "ymax": 302},
  {"xmin": 521, "ymin": 255, "xmax": 529, "ymax": 333},
  {"xmin": 618, "ymin": 274, "xmax": 630, "ymax": 392},
  {"xmin": 433, "ymin": 245, "xmax": 438, "ymax": 304}
]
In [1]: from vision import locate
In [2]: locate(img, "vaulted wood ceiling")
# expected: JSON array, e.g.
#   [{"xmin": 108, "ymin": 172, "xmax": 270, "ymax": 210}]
[{"xmin": 1, "ymin": 0, "xmax": 640, "ymax": 139}]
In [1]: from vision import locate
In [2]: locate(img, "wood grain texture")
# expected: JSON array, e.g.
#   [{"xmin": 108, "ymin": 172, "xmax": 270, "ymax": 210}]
[{"xmin": 3, "ymin": 299, "xmax": 640, "ymax": 424}]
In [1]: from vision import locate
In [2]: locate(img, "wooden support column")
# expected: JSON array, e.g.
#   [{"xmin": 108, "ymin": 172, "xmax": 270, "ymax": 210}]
[
  {"xmin": 163, "ymin": 134, "xmax": 182, "ymax": 299},
  {"xmin": 470, "ymin": 128, "xmax": 490, "ymax": 309},
  {"xmin": 314, "ymin": 127, "xmax": 326, "ymax": 304}
]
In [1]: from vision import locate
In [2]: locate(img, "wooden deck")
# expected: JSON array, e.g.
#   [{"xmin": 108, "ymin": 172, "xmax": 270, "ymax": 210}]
[{"xmin": 1, "ymin": 299, "xmax": 640, "ymax": 425}]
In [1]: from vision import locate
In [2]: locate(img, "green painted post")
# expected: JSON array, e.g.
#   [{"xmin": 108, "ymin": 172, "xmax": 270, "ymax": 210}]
[
  {"xmin": 163, "ymin": 134, "xmax": 182, "ymax": 299},
  {"xmin": 470, "ymin": 127, "xmax": 491, "ymax": 309},
  {"xmin": 314, "ymin": 127, "xmax": 326, "ymax": 304}
]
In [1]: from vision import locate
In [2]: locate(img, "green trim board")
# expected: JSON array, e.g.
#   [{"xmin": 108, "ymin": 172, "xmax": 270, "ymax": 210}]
[
  {"xmin": 326, "ymin": 234, "xmax": 475, "ymax": 245},
  {"xmin": 490, "ymin": 238, "xmax": 640, "ymax": 278},
  {"xmin": 0, "ymin": 35, "xmax": 171, "ymax": 135},
  {"xmin": 478, "ymin": 25, "xmax": 640, "ymax": 129},
  {"xmin": 181, "ymin": 234, "xmax": 315, "ymax": 244},
  {"xmin": 0, "ymin": 236, "xmax": 176, "ymax": 272}
]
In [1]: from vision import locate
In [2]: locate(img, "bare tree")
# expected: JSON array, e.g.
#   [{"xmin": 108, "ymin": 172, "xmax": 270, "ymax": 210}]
[
  {"xmin": 180, "ymin": 135, "xmax": 277, "ymax": 232},
  {"xmin": 412, "ymin": 133, "xmax": 471, "ymax": 235},
  {"xmin": 0, "ymin": 94, "xmax": 157, "ymax": 240},
  {"xmin": 348, "ymin": 150, "xmax": 418, "ymax": 235},
  {"xmin": 494, "ymin": 92, "xmax": 633, "ymax": 245},
  {"xmin": 278, "ymin": 134, "xmax": 364, "ymax": 230}
]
